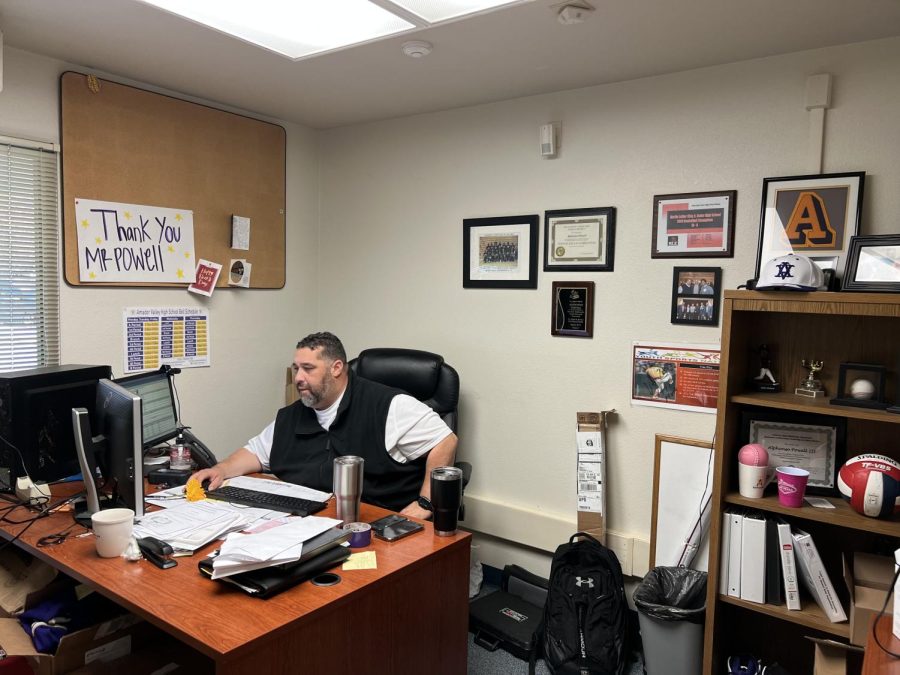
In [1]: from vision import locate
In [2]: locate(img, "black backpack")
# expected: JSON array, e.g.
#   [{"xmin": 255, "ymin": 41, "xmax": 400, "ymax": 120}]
[{"xmin": 531, "ymin": 532, "xmax": 628, "ymax": 675}]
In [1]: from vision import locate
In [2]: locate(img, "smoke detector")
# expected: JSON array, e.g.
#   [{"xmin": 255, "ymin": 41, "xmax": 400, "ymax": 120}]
[
  {"xmin": 555, "ymin": 1, "xmax": 595, "ymax": 25},
  {"xmin": 401, "ymin": 40, "xmax": 433, "ymax": 58}
]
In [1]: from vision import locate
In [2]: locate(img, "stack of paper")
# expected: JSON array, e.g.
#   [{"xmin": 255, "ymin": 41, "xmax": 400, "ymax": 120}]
[
  {"xmin": 211, "ymin": 516, "xmax": 342, "ymax": 579},
  {"xmin": 134, "ymin": 500, "xmax": 257, "ymax": 552}
]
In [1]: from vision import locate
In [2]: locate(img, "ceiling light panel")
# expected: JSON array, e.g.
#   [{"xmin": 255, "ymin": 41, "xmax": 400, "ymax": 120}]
[
  {"xmin": 388, "ymin": 0, "xmax": 531, "ymax": 23},
  {"xmin": 137, "ymin": 0, "xmax": 415, "ymax": 60}
]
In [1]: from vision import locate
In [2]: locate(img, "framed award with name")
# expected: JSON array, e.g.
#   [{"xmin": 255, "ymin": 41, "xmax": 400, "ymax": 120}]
[{"xmin": 551, "ymin": 281, "xmax": 594, "ymax": 338}]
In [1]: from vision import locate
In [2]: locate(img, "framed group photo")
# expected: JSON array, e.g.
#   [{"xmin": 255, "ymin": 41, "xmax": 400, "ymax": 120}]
[
  {"xmin": 651, "ymin": 190, "xmax": 737, "ymax": 258},
  {"xmin": 543, "ymin": 207, "xmax": 616, "ymax": 272},
  {"xmin": 463, "ymin": 215, "xmax": 538, "ymax": 289},
  {"xmin": 755, "ymin": 171, "xmax": 865, "ymax": 280},
  {"xmin": 842, "ymin": 234, "xmax": 900, "ymax": 292},
  {"xmin": 671, "ymin": 267, "xmax": 721, "ymax": 326}
]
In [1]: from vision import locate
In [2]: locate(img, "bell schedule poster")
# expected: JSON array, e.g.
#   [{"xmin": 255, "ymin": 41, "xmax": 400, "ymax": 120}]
[{"xmin": 123, "ymin": 307, "xmax": 211, "ymax": 373}]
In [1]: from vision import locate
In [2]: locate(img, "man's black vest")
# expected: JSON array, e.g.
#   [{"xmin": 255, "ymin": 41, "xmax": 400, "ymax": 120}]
[{"xmin": 269, "ymin": 372, "xmax": 426, "ymax": 512}]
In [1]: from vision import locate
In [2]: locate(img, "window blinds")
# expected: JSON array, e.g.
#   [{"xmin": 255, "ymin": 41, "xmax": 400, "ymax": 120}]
[{"xmin": 0, "ymin": 139, "xmax": 60, "ymax": 371}]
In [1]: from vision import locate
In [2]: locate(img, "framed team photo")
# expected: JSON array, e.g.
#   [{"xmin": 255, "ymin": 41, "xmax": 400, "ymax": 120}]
[
  {"xmin": 755, "ymin": 172, "xmax": 865, "ymax": 281},
  {"xmin": 463, "ymin": 215, "xmax": 538, "ymax": 289}
]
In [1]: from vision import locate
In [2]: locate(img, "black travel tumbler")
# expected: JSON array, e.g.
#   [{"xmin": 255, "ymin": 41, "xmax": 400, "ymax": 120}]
[{"xmin": 430, "ymin": 466, "xmax": 462, "ymax": 536}]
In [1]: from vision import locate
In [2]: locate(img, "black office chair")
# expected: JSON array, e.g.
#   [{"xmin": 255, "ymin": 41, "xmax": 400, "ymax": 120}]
[{"xmin": 348, "ymin": 347, "xmax": 471, "ymax": 518}]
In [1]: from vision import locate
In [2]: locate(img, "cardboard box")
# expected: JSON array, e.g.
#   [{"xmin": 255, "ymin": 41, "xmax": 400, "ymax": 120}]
[
  {"xmin": 0, "ymin": 549, "xmax": 58, "ymax": 617},
  {"xmin": 0, "ymin": 592, "xmax": 153, "ymax": 675},
  {"xmin": 813, "ymin": 642, "xmax": 846, "ymax": 675},
  {"xmin": 285, "ymin": 366, "xmax": 298, "ymax": 405},
  {"xmin": 842, "ymin": 551, "xmax": 894, "ymax": 647}
]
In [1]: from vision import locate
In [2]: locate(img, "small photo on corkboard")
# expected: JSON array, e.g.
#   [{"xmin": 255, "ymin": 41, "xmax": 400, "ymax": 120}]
[{"xmin": 60, "ymin": 71, "xmax": 286, "ymax": 289}]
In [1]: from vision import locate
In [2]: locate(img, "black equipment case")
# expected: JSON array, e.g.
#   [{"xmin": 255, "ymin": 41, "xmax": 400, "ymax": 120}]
[{"xmin": 469, "ymin": 564, "xmax": 548, "ymax": 661}]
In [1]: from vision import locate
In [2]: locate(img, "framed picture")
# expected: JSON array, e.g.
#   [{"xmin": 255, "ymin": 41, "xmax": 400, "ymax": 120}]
[
  {"xmin": 842, "ymin": 234, "xmax": 900, "ymax": 292},
  {"xmin": 671, "ymin": 267, "xmax": 721, "ymax": 326},
  {"xmin": 755, "ymin": 172, "xmax": 865, "ymax": 280},
  {"xmin": 543, "ymin": 207, "xmax": 616, "ymax": 272},
  {"xmin": 463, "ymin": 215, "xmax": 538, "ymax": 289},
  {"xmin": 651, "ymin": 190, "xmax": 737, "ymax": 258},
  {"xmin": 741, "ymin": 409, "xmax": 845, "ymax": 495},
  {"xmin": 551, "ymin": 281, "xmax": 594, "ymax": 338}
]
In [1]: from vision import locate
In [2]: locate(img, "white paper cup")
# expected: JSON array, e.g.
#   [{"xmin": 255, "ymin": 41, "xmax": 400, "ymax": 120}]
[
  {"xmin": 91, "ymin": 508, "xmax": 135, "ymax": 558},
  {"xmin": 738, "ymin": 463, "xmax": 768, "ymax": 498}
]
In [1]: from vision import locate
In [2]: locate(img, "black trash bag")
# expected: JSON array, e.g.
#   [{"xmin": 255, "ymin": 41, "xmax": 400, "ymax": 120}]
[{"xmin": 632, "ymin": 566, "xmax": 707, "ymax": 623}]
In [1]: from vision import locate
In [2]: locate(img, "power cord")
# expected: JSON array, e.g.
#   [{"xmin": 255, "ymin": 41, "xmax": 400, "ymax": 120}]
[{"xmin": 872, "ymin": 561, "xmax": 900, "ymax": 657}]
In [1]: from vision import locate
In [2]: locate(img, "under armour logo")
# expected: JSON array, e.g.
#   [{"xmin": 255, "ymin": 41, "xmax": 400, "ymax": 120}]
[
  {"xmin": 775, "ymin": 262, "xmax": 795, "ymax": 279},
  {"xmin": 575, "ymin": 576, "xmax": 594, "ymax": 588}
]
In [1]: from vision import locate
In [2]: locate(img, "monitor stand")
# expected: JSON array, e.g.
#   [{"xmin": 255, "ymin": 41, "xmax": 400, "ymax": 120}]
[{"xmin": 72, "ymin": 494, "xmax": 117, "ymax": 528}]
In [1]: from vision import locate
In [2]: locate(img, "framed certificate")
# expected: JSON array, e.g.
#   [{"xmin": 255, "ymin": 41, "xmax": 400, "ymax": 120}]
[
  {"xmin": 543, "ymin": 207, "xmax": 616, "ymax": 272},
  {"xmin": 742, "ymin": 410, "xmax": 845, "ymax": 495}
]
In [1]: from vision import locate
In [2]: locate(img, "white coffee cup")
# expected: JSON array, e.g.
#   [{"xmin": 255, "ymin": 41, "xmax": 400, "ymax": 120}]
[
  {"xmin": 738, "ymin": 463, "xmax": 769, "ymax": 499},
  {"xmin": 91, "ymin": 508, "xmax": 135, "ymax": 558}
]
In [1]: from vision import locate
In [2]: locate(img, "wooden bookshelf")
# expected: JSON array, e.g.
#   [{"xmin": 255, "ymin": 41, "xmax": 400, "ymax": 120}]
[
  {"xmin": 719, "ymin": 593, "xmax": 851, "ymax": 639},
  {"xmin": 702, "ymin": 291, "xmax": 900, "ymax": 675}
]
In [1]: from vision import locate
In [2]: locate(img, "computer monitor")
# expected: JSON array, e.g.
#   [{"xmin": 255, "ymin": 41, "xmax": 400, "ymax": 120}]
[
  {"xmin": 114, "ymin": 370, "xmax": 180, "ymax": 447},
  {"xmin": 0, "ymin": 364, "xmax": 112, "ymax": 485},
  {"xmin": 72, "ymin": 378, "xmax": 144, "ymax": 524}
]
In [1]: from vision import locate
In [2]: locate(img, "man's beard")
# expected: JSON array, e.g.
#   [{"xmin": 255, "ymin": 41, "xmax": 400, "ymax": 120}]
[{"xmin": 297, "ymin": 374, "xmax": 332, "ymax": 409}]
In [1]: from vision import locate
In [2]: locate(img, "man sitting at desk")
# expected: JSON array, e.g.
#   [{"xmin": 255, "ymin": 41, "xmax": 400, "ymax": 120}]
[{"xmin": 191, "ymin": 332, "xmax": 457, "ymax": 520}]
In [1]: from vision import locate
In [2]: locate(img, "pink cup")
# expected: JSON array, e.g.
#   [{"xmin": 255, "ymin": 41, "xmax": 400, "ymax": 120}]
[{"xmin": 776, "ymin": 466, "xmax": 809, "ymax": 508}]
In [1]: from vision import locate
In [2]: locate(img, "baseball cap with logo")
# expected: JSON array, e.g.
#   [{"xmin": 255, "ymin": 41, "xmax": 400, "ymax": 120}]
[{"xmin": 754, "ymin": 254, "xmax": 824, "ymax": 291}]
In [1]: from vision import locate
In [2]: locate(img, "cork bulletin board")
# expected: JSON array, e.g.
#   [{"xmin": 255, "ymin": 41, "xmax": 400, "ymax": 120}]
[{"xmin": 60, "ymin": 71, "xmax": 286, "ymax": 288}]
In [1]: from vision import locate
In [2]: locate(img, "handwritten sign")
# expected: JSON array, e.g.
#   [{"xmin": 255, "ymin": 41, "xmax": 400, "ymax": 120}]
[{"xmin": 75, "ymin": 198, "xmax": 196, "ymax": 283}]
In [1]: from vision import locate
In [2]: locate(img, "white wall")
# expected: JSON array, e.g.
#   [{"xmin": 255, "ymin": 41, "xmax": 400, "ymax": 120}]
[
  {"xmin": 4, "ymin": 36, "xmax": 899, "ymax": 579},
  {"xmin": 0, "ymin": 47, "xmax": 321, "ymax": 455},
  {"xmin": 317, "ymin": 37, "xmax": 900, "ymax": 576}
]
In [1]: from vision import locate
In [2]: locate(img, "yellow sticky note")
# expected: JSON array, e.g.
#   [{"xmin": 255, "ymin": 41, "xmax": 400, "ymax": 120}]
[{"xmin": 342, "ymin": 551, "xmax": 377, "ymax": 570}]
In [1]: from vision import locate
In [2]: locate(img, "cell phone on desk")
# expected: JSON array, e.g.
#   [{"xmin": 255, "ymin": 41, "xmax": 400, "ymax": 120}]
[{"xmin": 370, "ymin": 514, "xmax": 424, "ymax": 542}]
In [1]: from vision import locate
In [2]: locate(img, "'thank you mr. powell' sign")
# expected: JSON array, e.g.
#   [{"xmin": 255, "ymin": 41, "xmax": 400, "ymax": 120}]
[{"xmin": 75, "ymin": 198, "xmax": 196, "ymax": 283}]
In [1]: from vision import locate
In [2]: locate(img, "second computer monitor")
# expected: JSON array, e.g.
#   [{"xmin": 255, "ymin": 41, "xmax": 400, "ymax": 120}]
[{"xmin": 115, "ymin": 370, "xmax": 179, "ymax": 447}]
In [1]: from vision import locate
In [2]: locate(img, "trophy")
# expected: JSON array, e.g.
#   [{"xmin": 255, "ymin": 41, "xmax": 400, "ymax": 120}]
[{"xmin": 795, "ymin": 359, "xmax": 825, "ymax": 398}]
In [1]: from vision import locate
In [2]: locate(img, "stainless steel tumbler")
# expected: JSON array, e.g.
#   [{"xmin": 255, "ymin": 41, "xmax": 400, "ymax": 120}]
[
  {"xmin": 333, "ymin": 456, "xmax": 364, "ymax": 523},
  {"xmin": 430, "ymin": 466, "xmax": 462, "ymax": 536}
]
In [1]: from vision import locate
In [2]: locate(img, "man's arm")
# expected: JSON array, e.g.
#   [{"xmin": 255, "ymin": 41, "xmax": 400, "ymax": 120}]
[
  {"xmin": 190, "ymin": 447, "xmax": 263, "ymax": 490},
  {"xmin": 399, "ymin": 433, "xmax": 458, "ymax": 520}
]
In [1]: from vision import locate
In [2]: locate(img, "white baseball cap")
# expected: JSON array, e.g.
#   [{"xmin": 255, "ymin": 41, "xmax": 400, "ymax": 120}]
[{"xmin": 754, "ymin": 254, "xmax": 824, "ymax": 291}]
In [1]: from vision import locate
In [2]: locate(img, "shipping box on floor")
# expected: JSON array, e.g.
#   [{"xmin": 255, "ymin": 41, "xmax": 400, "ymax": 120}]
[
  {"xmin": 0, "ymin": 550, "xmax": 57, "ymax": 617},
  {"xmin": 842, "ymin": 551, "xmax": 894, "ymax": 647}
]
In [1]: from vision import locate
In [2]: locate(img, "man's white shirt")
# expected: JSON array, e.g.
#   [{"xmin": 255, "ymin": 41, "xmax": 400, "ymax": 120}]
[{"xmin": 246, "ymin": 390, "xmax": 452, "ymax": 471}]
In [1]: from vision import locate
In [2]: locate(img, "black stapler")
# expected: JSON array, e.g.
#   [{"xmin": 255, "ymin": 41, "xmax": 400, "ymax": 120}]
[{"xmin": 138, "ymin": 536, "xmax": 178, "ymax": 570}]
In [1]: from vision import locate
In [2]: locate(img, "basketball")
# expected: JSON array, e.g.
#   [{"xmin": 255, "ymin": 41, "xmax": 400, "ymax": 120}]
[{"xmin": 837, "ymin": 454, "xmax": 900, "ymax": 518}]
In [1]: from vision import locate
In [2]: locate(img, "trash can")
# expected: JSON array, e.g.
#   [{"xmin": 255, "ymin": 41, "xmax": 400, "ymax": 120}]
[{"xmin": 633, "ymin": 566, "xmax": 707, "ymax": 675}]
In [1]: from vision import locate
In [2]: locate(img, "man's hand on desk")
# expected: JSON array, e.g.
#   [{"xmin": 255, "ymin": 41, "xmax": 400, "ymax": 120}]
[
  {"xmin": 190, "ymin": 466, "xmax": 226, "ymax": 490},
  {"xmin": 399, "ymin": 501, "xmax": 432, "ymax": 521}
]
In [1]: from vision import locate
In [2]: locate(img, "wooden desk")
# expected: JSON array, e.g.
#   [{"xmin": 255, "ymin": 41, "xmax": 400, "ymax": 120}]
[
  {"xmin": 0, "ymin": 487, "xmax": 470, "ymax": 675},
  {"xmin": 864, "ymin": 615, "xmax": 900, "ymax": 674}
]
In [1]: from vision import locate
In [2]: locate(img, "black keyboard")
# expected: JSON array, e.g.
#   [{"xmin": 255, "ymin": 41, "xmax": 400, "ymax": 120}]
[{"xmin": 205, "ymin": 485, "xmax": 327, "ymax": 517}]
